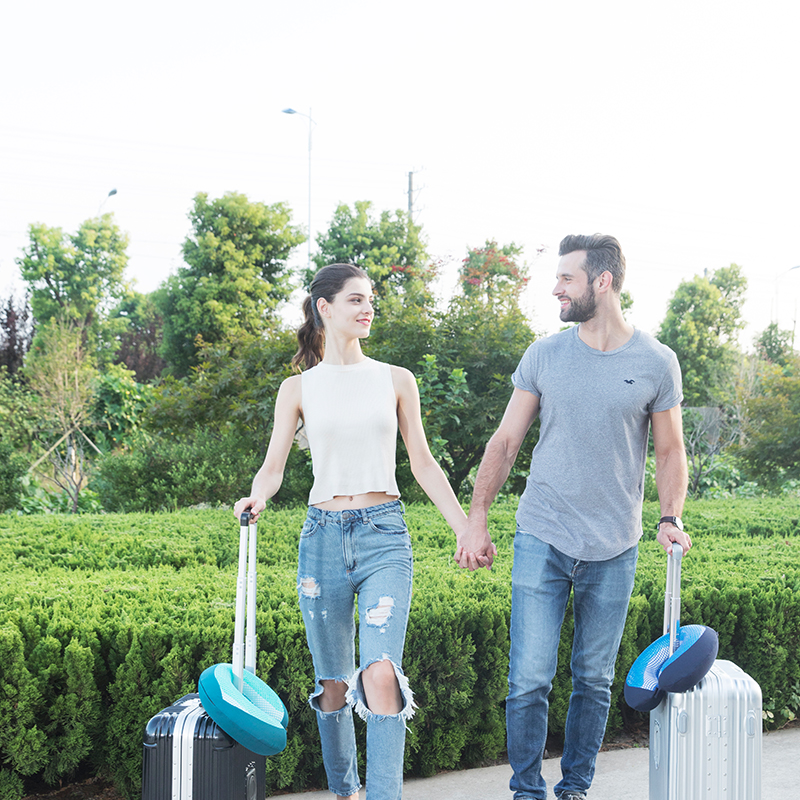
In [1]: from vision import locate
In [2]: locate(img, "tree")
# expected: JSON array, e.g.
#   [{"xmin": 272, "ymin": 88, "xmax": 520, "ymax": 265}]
[
  {"xmin": 657, "ymin": 264, "xmax": 747, "ymax": 405},
  {"xmin": 0, "ymin": 366, "xmax": 40, "ymax": 452},
  {"xmin": 110, "ymin": 291, "xmax": 167, "ymax": 383},
  {"xmin": 24, "ymin": 318, "xmax": 99, "ymax": 513},
  {"xmin": 754, "ymin": 322, "xmax": 795, "ymax": 368},
  {"xmin": 147, "ymin": 327, "xmax": 297, "ymax": 441},
  {"xmin": 427, "ymin": 241, "xmax": 537, "ymax": 494},
  {"xmin": 16, "ymin": 215, "xmax": 130, "ymax": 361},
  {"xmin": 157, "ymin": 192, "xmax": 304, "ymax": 376},
  {"xmin": 734, "ymin": 356, "xmax": 800, "ymax": 487},
  {"xmin": 682, "ymin": 407, "xmax": 739, "ymax": 496},
  {"xmin": 0, "ymin": 291, "xmax": 34, "ymax": 378},
  {"xmin": 313, "ymin": 201, "xmax": 430, "ymax": 298},
  {"xmin": 459, "ymin": 241, "xmax": 529, "ymax": 303}
]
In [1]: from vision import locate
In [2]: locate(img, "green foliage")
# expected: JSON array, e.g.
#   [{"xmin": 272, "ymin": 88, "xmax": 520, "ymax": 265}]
[
  {"xmin": 431, "ymin": 242, "xmax": 536, "ymax": 493},
  {"xmin": 657, "ymin": 264, "xmax": 747, "ymax": 405},
  {"xmin": 0, "ymin": 366, "xmax": 41, "ymax": 451},
  {"xmin": 156, "ymin": 192, "xmax": 304, "ymax": 376},
  {"xmin": 23, "ymin": 318, "xmax": 100, "ymax": 513},
  {"xmin": 0, "ymin": 499, "xmax": 797, "ymax": 796},
  {"xmin": 754, "ymin": 322, "xmax": 795, "ymax": 368},
  {"xmin": 16, "ymin": 215, "xmax": 130, "ymax": 364},
  {"xmin": 93, "ymin": 364, "xmax": 152, "ymax": 450},
  {"xmin": 735, "ymin": 357, "xmax": 800, "ymax": 487},
  {"xmin": 0, "ymin": 767, "xmax": 24, "ymax": 800},
  {"xmin": 363, "ymin": 282, "xmax": 438, "ymax": 374},
  {"xmin": 112, "ymin": 328, "xmax": 309, "ymax": 512},
  {"xmin": 147, "ymin": 328, "xmax": 297, "ymax": 441},
  {"xmin": 0, "ymin": 441, "xmax": 28, "ymax": 513},
  {"xmin": 91, "ymin": 428, "xmax": 269, "ymax": 512},
  {"xmin": 414, "ymin": 354, "xmax": 469, "ymax": 472},
  {"xmin": 24, "ymin": 317, "xmax": 98, "ymax": 435},
  {"xmin": 0, "ymin": 624, "xmax": 47, "ymax": 777},
  {"xmin": 312, "ymin": 201, "xmax": 430, "ymax": 299},
  {"xmin": 458, "ymin": 240, "xmax": 528, "ymax": 304}
]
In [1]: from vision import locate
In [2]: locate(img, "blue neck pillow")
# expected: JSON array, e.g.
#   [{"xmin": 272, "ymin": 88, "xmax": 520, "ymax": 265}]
[
  {"xmin": 198, "ymin": 664, "xmax": 288, "ymax": 756},
  {"xmin": 624, "ymin": 623, "xmax": 718, "ymax": 712}
]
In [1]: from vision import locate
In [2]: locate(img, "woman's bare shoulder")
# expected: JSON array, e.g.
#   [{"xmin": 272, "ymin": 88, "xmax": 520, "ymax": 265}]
[{"xmin": 389, "ymin": 364, "xmax": 418, "ymax": 397}]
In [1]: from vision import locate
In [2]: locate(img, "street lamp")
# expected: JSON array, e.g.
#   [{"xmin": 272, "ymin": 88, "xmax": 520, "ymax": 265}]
[
  {"xmin": 98, "ymin": 188, "xmax": 117, "ymax": 215},
  {"xmin": 282, "ymin": 108, "xmax": 316, "ymax": 270}
]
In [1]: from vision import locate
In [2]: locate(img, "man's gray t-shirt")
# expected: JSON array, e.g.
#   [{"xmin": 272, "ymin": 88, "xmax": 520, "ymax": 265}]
[{"xmin": 512, "ymin": 326, "xmax": 682, "ymax": 561}]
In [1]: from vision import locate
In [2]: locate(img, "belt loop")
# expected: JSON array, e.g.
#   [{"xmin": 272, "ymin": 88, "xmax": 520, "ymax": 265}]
[
  {"xmin": 361, "ymin": 507, "xmax": 369, "ymax": 524},
  {"xmin": 399, "ymin": 499, "xmax": 406, "ymax": 514}
]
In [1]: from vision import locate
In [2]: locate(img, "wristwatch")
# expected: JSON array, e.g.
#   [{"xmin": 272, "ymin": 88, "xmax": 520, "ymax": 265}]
[{"xmin": 657, "ymin": 516, "xmax": 683, "ymax": 531}]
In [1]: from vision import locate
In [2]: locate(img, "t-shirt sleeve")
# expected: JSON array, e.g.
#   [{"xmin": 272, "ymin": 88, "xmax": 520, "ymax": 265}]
[
  {"xmin": 650, "ymin": 349, "xmax": 683, "ymax": 413},
  {"xmin": 511, "ymin": 342, "xmax": 542, "ymax": 397}
]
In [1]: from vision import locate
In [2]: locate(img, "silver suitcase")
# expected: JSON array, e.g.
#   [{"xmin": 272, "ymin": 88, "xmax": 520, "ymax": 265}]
[{"xmin": 649, "ymin": 548, "xmax": 762, "ymax": 799}]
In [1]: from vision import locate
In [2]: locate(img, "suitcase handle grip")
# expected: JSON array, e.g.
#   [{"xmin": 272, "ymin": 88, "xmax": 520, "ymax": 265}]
[{"xmin": 664, "ymin": 543, "xmax": 683, "ymax": 654}]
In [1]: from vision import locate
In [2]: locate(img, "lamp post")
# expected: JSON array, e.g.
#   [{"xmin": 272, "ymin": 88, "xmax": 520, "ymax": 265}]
[
  {"xmin": 282, "ymin": 108, "xmax": 316, "ymax": 270},
  {"xmin": 98, "ymin": 188, "xmax": 117, "ymax": 215}
]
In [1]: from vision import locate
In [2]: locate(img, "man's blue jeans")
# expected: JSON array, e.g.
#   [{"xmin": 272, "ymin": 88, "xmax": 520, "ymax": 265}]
[{"xmin": 507, "ymin": 531, "xmax": 638, "ymax": 799}]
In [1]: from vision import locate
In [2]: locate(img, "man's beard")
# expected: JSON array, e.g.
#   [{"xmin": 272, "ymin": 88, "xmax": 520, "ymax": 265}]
[{"xmin": 559, "ymin": 283, "xmax": 597, "ymax": 323}]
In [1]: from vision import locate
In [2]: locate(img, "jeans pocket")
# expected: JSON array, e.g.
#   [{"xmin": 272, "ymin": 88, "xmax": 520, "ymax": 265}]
[
  {"xmin": 299, "ymin": 517, "xmax": 320, "ymax": 538},
  {"xmin": 367, "ymin": 512, "xmax": 407, "ymax": 535}
]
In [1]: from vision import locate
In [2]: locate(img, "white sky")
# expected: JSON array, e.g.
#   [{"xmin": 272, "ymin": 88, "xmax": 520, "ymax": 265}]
[{"xmin": 1, "ymin": 0, "xmax": 799, "ymax": 346}]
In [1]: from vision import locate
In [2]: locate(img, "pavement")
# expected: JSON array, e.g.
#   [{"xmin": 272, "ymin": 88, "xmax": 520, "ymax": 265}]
[{"xmin": 273, "ymin": 725, "xmax": 798, "ymax": 799}]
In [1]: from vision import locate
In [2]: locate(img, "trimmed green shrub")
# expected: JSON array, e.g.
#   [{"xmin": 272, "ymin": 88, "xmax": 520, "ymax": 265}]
[
  {"xmin": 0, "ymin": 498, "xmax": 798, "ymax": 797},
  {"xmin": 91, "ymin": 428, "xmax": 312, "ymax": 512}
]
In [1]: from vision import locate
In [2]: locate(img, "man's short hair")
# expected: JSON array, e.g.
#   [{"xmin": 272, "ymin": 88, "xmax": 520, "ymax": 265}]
[{"xmin": 558, "ymin": 234, "xmax": 626, "ymax": 293}]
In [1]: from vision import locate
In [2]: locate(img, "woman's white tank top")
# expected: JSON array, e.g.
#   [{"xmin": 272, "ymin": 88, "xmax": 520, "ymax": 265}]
[{"xmin": 301, "ymin": 358, "xmax": 400, "ymax": 505}]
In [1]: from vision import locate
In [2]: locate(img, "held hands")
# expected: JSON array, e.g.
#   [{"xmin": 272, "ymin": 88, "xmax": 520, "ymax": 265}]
[
  {"xmin": 454, "ymin": 517, "xmax": 497, "ymax": 571},
  {"xmin": 656, "ymin": 522, "xmax": 692, "ymax": 556},
  {"xmin": 233, "ymin": 496, "xmax": 267, "ymax": 522}
]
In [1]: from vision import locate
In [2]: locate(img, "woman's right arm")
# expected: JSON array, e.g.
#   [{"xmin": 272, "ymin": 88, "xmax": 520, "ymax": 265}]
[{"xmin": 233, "ymin": 375, "xmax": 302, "ymax": 521}]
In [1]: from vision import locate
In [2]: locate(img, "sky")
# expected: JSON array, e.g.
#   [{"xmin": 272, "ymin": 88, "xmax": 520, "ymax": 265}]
[{"xmin": 1, "ymin": 0, "xmax": 799, "ymax": 346}]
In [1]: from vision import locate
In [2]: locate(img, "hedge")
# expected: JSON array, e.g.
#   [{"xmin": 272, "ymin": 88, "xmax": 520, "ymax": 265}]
[{"xmin": 0, "ymin": 498, "xmax": 798, "ymax": 799}]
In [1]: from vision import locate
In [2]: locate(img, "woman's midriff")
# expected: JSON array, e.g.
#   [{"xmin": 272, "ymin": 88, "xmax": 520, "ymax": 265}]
[{"xmin": 312, "ymin": 491, "xmax": 399, "ymax": 511}]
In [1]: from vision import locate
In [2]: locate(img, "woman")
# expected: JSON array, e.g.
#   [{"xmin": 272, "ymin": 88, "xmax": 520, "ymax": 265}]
[{"xmin": 234, "ymin": 263, "xmax": 467, "ymax": 800}]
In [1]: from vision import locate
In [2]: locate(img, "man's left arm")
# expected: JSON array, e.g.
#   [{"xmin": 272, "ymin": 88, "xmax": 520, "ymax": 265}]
[{"xmin": 651, "ymin": 405, "xmax": 692, "ymax": 555}]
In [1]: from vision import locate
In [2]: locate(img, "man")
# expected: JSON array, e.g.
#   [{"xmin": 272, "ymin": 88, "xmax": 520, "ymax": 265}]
[{"xmin": 456, "ymin": 234, "xmax": 691, "ymax": 800}]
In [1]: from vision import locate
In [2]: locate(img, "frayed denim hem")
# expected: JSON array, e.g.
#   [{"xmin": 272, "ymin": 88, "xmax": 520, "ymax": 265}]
[{"xmin": 345, "ymin": 655, "xmax": 417, "ymax": 724}]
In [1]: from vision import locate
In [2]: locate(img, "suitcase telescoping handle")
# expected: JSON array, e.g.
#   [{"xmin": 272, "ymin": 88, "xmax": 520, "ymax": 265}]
[
  {"xmin": 232, "ymin": 511, "xmax": 258, "ymax": 693},
  {"xmin": 662, "ymin": 543, "xmax": 683, "ymax": 656}
]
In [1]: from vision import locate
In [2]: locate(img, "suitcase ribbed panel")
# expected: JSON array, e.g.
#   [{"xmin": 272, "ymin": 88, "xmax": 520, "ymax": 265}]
[
  {"xmin": 649, "ymin": 660, "xmax": 762, "ymax": 800},
  {"xmin": 142, "ymin": 694, "xmax": 266, "ymax": 800}
]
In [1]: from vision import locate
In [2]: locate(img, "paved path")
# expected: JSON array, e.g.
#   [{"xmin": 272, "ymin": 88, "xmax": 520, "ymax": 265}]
[{"xmin": 274, "ymin": 725, "xmax": 798, "ymax": 799}]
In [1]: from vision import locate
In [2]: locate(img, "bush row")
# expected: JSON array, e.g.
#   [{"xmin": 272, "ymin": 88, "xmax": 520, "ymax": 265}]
[{"xmin": 0, "ymin": 498, "xmax": 798, "ymax": 799}]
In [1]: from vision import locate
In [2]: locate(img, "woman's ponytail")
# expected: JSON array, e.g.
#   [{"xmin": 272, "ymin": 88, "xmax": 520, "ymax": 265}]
[{"xmin": 292, "ymin": 294, "xmax": 325, "ymax": 370}]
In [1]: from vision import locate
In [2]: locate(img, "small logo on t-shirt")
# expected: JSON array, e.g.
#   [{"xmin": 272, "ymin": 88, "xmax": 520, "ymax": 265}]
[{"xmin": 624, "ymin": 379, "xmax": 635, "ymax": 384}]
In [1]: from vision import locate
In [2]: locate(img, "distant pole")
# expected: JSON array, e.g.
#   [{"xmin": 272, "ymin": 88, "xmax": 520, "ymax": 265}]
[
  {"xmin": 774, "ymin": 264, "xmax": 800, "ymax": 327},
  {"xmin": 282, "ymin": 108, "xmax": 316, "ymax": 270}
]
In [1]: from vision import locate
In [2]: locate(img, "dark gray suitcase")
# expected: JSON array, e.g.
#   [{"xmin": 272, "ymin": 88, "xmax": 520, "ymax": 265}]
[
  {"xmin": 649, "ymin": 547, "xmax": 762, "ymax": 799},
  {"xmin": 142, "ymin": 693, "xmax": 266, "ymax": 800}
]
